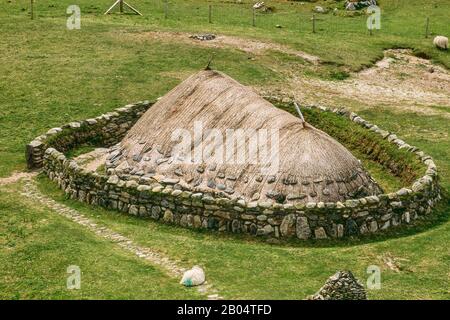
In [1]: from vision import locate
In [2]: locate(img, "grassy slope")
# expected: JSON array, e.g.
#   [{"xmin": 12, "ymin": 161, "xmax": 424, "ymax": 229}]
[
  {"xmin": 36, "ymin": 174, "xmax": 450, "ymax": 300},
  {"xmin": 0, "ymin": 183, "xmax": 202, "ymax": 299},
  {"xmin": 1, "ymin": 0, "xmax": 449, "ymax": 176},
  {"xmin": 0, "ymin": 0, "xmax": 449, "ymax": 300}
]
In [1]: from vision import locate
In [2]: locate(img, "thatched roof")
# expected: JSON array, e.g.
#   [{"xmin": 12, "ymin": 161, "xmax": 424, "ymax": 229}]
[{"xmin": 106, "ymin": 70, "xmax": 382, "ymax": 203}]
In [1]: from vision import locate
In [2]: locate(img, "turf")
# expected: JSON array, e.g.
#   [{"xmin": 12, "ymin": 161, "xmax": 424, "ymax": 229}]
[
  {"xmin": 0, "ymin": 183, "xmax": 202, "ymax": 299},
  {"xmin": 35, "ymin": 173, "xmax": 450, "ymax": 300},
  {"xmin": 0, "ymin": 0, "xmax": 449, "ymax": 300}
]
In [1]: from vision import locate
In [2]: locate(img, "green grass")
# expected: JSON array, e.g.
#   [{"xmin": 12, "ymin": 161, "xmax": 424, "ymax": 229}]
[
  {"xmin": 1, "ymin": 0, "xmax": 449, "ymax": 177},
  {"xmin": 0, "ymin": 183, "xmax": 202, "ymax": 299},
  {"xmin": 35, "ymin": 174, "xmax": 450, "ymax": 300},
  {"xmin": 65, "ymin": 144, "xmax": 97, "ymax": 159},
  {"xmin": 0, "ymin": 0, "xmax": 449, "ymax": 300},
  {"xmin": 358, "ymin": 108, "xmax": 450, "ymax": 192}
]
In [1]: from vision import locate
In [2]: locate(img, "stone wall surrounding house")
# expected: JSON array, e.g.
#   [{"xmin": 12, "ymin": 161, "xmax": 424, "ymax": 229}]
[{"xmin": 26, "ymin": 100, "xmax": 441, "ymax": 240}]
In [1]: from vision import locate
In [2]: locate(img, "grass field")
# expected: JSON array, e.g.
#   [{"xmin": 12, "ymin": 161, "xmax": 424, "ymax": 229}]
[{"xmin": 0, "ymin": 0, "xmax": 449, "ymax": 299}]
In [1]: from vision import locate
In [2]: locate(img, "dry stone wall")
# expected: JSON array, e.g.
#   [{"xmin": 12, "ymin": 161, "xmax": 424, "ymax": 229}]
[{"xmin": 26, "ymin": 101, "xmax": 441, "ymax": 240}]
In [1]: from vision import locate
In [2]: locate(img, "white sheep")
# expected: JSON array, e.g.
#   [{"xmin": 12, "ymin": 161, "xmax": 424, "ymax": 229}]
[
  {"xmin": 433, "ymin": 36, "xmax": 448, "ymax": 50},
  {"xmin": 180, "ymin": 266, "xmax": 205, "ymax": 287}
]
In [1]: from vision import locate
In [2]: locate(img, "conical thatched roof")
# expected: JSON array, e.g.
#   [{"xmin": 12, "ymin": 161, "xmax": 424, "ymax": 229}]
[{"xmin": 106, "ymin": 70, "xmax": 382, "ymax": 203}]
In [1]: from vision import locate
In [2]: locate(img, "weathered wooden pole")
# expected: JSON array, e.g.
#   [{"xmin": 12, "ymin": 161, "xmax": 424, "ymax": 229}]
[
  {"xmin": 164, "ymin": 0, "xmax": 168, "ymax": 19},
  {"xmin": 30, "ymin": 0, "xmax": 34, "ymax": 20},
  {"xmin": 425, "ymin": 17, "xmax": 430, "ymax": 38},
  {"xmin": 252, "ymin": 8, "xmax": 256, "ymax": 27},
  {"xmin": 312, "ymin": 14, "xmax": 316, "ymax": 33},
  {"xmin": 208, "ymin": 4, "xmax": 212, "ymax": 24}
]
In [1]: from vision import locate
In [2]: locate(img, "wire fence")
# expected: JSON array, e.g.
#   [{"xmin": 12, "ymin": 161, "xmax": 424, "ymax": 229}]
[
  {"xmin": 138, "ymin": 0, "xmax": 448, "ymax": 38},
  {"xmin": 22, "ymin": 0, "xmax": 450, "ymax": 39}
]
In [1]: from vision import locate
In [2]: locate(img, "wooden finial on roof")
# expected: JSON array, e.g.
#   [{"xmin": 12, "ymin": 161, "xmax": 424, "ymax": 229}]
[
  {"xmin": 294, "ymin": 101, "xmax": 305, "ymax": 122},
  {"xmin": 205, "ymin": 53, "xmax": 215, "ymax": 70}
]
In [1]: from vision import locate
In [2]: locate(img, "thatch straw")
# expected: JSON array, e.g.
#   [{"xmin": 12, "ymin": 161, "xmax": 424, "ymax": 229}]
[{"xmin": 107, "ymin": 70, "xmax": 382, "ymax": 203}]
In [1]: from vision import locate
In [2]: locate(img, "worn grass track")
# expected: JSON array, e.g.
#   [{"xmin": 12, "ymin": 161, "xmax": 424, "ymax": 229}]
[{"xmin": 0, "ymin": 0, "xmax": 449, "ymax": 299}]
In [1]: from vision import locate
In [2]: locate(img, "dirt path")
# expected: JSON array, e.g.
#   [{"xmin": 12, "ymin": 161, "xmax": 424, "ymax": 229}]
[
  {"xmin": 18, "ymin": 178, "xmax": 223, "ymax": 300},
  {"xmin": 119, "ymin": 30, "xmax": 449, "ymax": 115},
  {"xmin": 268, "ymin": 49, "xmax": 450, "ymax": 116},
  {"xmin": 0, "ymin": 171, "xmax": 37, "ymax": 186},
  {"xmin": 115, "ymin": 30, "xmax": 321, "ymax": 65}
]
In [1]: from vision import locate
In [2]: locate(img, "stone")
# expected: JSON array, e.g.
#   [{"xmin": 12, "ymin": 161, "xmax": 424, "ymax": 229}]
[
  {"xmin": 345, "ymin": 219, "xmax": 358, "ymax": 236},
  {"xmin": 190, "ymin": 34, "xmax": 216, "ymax": 41},
  {"xmin": 296, "ymin": 216, "xmax": 311, "ymax": 240},
  {"xmin": 263, "ymin": 224, "xmax": 274, "ymax": 235},
  {"xmin": 314, "ymin": 6, "xmax": 325, "ymax": 13},
  {"xmin": 207, "ymin": 178, "xmax": 216, "ymax": 188},
  {"xmin": 162, "ymin": 178, "xmax": 179, "ymax": 185},
  {"xmin": 397, "ymin": 188, "xmax": 411, "ymax": 197},
  {"xmin": 314, "ymin": 227, "xmax": 327, "ymax": 239},
  {"xmin": 380, "ymin": 220, "xmax": 390, "ymax": 230},
  {"xmin": 180, "ymin": 214, "xmax": 189, "ymax": 227},
  {"xmin": 107, "ymin": 175, "xmax": 119, "ymax": 185},
  {"xmin": 286, "ymin": 193, "xmax": 307, "ymax": 201},
  {"xmin": 129, "ymin": 205, "xmax": 139, "ymax": 216},
  {"xmin": 137, "ymin": 184, "xmax": 151, "ymax": 192},
  {"xmin": 369, "ymin": 220, "xmax": 378, "ymax": 232},
  {"xmin": 163, "ymin": 209, "xmax": 174, "ymax": 223},
  {"xmin": 359, "ymin": 223, "xmax": 369, "ymax": 234},
  {"xmin": 139, "ymin": 206, "xmax": 147, "ymax": 216},
  {"xmin": 280, "ymin": 214, "xmax": 296, "ymax": 237},
  {"xmin": 151, "ymin": 206, "xmax": 161, "ymax": 219},
  {"xmin": 310, "ymin": 271, "xmax": 367, "ymax": 300},
  {"xmin": 336, "ymin": 202, "xmax": 345, "ymax": 209},
  {"xmin": 193, "ymin": 216, "xmax": 202, "ymax": 228},
  {"xmin": 251, "ymin": 193, "xmax": 260, "ymax": 201},
  {"xmin": 257, "ymin": 214, "xmax": 267, "ymax": 221},
  {"xmin": 231, "ymin": 219, "xmax": 240, "ymax": 233},
  {"xmin": 29, "ymin": 140, "xmax": 43, "ymax": 148},
  {"xmin": 403, "ymin": 212, "xmax": 411, "ymax": 223},
  {"xmin": 337, "ymin": 224, "xmax": 344, "ymax": 238},
  {"xmin": 306, "ymin": 202, "xmax": 316, "ymax": 209},
  {"xmin": 217, "ymin": 183, "xmax": 226, "ymax": 190},
  {"xmin": 282, "ymin": 174, "xmax": 297, "ymax": 185},
  {"xmin": 345, "ymin": 199, "xmax": 360, "ymax": 208}
]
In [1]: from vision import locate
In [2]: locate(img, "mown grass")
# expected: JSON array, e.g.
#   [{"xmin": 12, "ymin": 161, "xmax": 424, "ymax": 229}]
[
  {"xmin": 35, "ymin": 174, "xmax": 450, "ymax": 300},
  {"xmin": 0, "ymin": 0, "xmax": 449, "ymax": 300},
  {"xmin": 29, "ymin": 106, "xmax": 450, "ymax": 300},
  {"xmin": 0, "ymin": 183, "xmax": 202, "ymax": 299},
  {"xmin": 1, "ymin": 0, "xmax": 449, "ymax": 177},
  {"xmin": 358, "ymin": 108, "xmax": 450, "ymax": 192}
]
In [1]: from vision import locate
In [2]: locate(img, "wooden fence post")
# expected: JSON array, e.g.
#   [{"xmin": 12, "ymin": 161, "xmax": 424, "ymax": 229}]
[
  {"xmin": 30, "ymin": 0, "xmax": 34, "ymax": 20},
  {"xmin": 252, "ymin": 8, "xmax": 256, "ymax": 27},
  {"xmin": 312, "ymin": 14, "xmax": 316, "ymax": 33},
  {"xmin": 208, "ymin": 4, "xmax": 212, "ymax": 24},
  {"xmin": 164, "ymin": 0, "xmax": 168, "ymax": 19}
]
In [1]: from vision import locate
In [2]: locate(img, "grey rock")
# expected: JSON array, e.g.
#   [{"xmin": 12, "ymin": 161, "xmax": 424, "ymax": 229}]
[
  {"xmin": 310, "ymin": 271, "xmax": 367, "ymax": 300},
  {"xmin": 296, "ymin": 216, "xmax": 311, "ymax": 240}
]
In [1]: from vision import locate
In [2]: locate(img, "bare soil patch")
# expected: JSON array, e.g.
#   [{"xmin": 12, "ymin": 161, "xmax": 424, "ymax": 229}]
[
  {"xmin": 116, "ymin": 30, "xmax": 449, "ymax": 115},
  {"xmin": 279, "ymin": 49, "xmax": 450, "ymax": 116},
  {"xmin": 115, "ymin": 30, "xmax": 320, "ymax": 65},
  {"xmin": 0, "ymin": 171, "xmax": 36, "ymax": 186}
]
